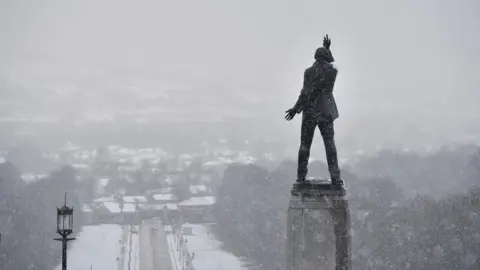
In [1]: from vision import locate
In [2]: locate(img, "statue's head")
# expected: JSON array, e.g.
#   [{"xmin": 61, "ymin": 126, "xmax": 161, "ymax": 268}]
[{"xmin": 314, "ymin": 47, "xmax": 334, "ymax": 63}]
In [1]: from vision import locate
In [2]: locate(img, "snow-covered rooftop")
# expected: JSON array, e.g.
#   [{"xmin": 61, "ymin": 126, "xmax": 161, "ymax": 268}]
[
  {"xmin": 139, "ymin": 204, "xmax": 163, "ymax": 211},
  {"xmin": 189, "ymin": 184, "xmax": 208, "ymax": 194},
  {"xmin": 139, "ymin": 203, "xmax": 179, "ymax": 211},
  {"xmin": 203, "ymin": 158, "xmax": 233, "ymax": 167},
  {"xmin": 93, "ymin": 195, "xmax": 116, "ymax": 203},
  {"xmin": 166, "ymin": 203, "xmax": 178, "ymax": 210},
  {"xmin": 151, "ymin": 187, "xmax": 173, "ymax": 194},
  {"xmin": 178, "ymin": 196, "xmax": 216, "ymax": 206},
  {"xmin": 102, "ymin": 202, "xmax": 122, "ymax": 213},
  {"xmin": 82, "ymin": 204, "xmax": 93, "ymax": 213},
  {"xmin": 122, "ymin": 203, "xmax": 136, "ymax": 213},
  {"xmin": 152, "ymin": 194, "xmax": 177, "ymax": 201},
  {"xmin": 123, "ymin": 196, "xmax": 148, "ymax": 203}
]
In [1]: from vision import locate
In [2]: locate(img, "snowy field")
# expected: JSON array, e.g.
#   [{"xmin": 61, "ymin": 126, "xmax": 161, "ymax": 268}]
[
  {"xmin": 181, "ymin": 223, "xmax": 251, "ymax": 270},
  {"xmin": 54, "ymin": 224, "xmax": 139, "ymax": 270},
  {"xmin": 54, "ymin": 223, "xmax": 251, "ymax": 270}
]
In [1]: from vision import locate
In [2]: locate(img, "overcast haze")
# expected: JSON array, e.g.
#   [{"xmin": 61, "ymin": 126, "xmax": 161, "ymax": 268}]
[{"xmin": 1, "ymin": 0, "xmax": 479, "ymax": 150}]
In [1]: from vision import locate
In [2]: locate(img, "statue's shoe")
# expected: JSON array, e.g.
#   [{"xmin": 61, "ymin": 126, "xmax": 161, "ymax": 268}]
[
  {"xmin": 296, "ymin": 177, "xmax": 306, "ymax": 183},
  {"xmin": 331, "ymin": 178, "xmax": 345, "ymax": 189}
]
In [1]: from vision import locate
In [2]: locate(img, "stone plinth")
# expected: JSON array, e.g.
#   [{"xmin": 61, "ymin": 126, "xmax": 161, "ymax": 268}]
[
  {"xmin": 291, "ymin": 179, "xmax": 347, "ymax": 197},
  {"xmin": 286, "ymin": 179, "xmax": 351, "ymax": 270}
]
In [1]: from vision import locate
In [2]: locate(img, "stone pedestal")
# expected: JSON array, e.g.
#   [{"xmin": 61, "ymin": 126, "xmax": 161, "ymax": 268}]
[{"xmin": 286, "ymin": 179, "xmax": 351, "ymax": 270}]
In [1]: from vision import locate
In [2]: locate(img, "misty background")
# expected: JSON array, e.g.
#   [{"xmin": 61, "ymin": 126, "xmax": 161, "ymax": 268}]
[{"xmin": 1, "ymin": 0, "xmax": 479, "ymax": 153}]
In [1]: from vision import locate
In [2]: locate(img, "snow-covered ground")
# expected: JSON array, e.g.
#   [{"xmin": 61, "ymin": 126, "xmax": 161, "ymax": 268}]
[
  {"xmin": 54, "ymin": 224, "xmax": 139, "ymax": 270},
  {"xmin": 54, "ymin": 224, "xmax": 123, "ymax": 270},
  {"xmin": 181, "ymin": 223, "xmax": 251, "ymax": 270},
  {"xmin": 178, "ymin": 196, "xmax": 216, "ymax": 206}
]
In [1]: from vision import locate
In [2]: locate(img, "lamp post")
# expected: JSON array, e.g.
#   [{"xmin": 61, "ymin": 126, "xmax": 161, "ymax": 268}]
[{"xmin": 54, "ymin": 193, "xmax": 76, "ymax": 270}]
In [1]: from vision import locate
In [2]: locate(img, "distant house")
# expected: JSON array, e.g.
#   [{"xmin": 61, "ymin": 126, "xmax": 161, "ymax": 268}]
[
  {"xmin": 178, "ymin": 196, "xmax": 216, "ymax": 207},
  {"xmin": 122, "ymin": 195, "xmax": 148, "ymax": 204},
  {"xmin": 91, "ymin": 200, "xmax": 140, "ymax": 224},
  {"xmin": 139, "ymin": 203, "xmax": 178, "ymax": 212},
  {"xmin": 93, "ymin": 201, "xmax": 124, "ymax": 223},
  {"xmin": 178, "ymin": 196, "xmax": 216, "ymax": 223},
  {"xmin": 188, "ymin": 185, "xmax": 211, "ymax": 195},
  {"xmin": 147, "ymin": 187, "xmax": 173, "ymax": 195},
  {"xmin": 143, "ymin": 193, "xmax": 179, "ymax": 221},
  {"xmin": 93, "ymin": 195, "xmax": 116, "ymax": 203},
  {"xmin": 151, "ymin": 193, "xmax": 178, "ymax": 203},
  {"xmin": 138, "ymin": 202, "xmax": 180, "ymax": 222},
  {"xmin": 122, "ymin": 203, "xmax": 136, "ymax": 213},
  {"xmin": 122, "ymin": 203, "xmax": 137, "ymax": 224}
]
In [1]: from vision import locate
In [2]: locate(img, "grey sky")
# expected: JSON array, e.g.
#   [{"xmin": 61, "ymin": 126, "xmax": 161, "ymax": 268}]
[{"xmin": 1, "ymin": 0, "xmax": 479, "ymax": 145}]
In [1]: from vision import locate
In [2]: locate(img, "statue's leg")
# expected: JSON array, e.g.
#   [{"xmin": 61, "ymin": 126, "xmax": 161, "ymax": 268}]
[
  {"xmin": 297, "ymin": 114, "xmax": 316, "ymax": 181},
  {"xmin": 319, "ymin": 120, "xmax": 341, "ymax": 181}
]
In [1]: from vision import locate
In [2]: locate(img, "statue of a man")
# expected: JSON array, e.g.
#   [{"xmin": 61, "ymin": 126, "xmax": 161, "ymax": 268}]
[{"xmin": 285, "ymin": 35, "xmax": 344, "ymax": 188}]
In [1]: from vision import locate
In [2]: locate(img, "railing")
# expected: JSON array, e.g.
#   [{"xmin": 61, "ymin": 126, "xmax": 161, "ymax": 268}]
[{"xmin": 162, "ymin": 208, "xmax": 195, "ymax": 270}]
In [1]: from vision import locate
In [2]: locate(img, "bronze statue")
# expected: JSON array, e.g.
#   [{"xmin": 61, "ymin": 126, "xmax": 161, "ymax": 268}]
[{"xmin": 285, "ymin": 35, "xmax": 344, "ymax": 188}]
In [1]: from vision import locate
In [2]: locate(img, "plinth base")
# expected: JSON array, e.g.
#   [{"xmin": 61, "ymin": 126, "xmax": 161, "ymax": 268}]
[{"xmin": 292, "ymin": 178, "xmax": 347, "ymax": 197}]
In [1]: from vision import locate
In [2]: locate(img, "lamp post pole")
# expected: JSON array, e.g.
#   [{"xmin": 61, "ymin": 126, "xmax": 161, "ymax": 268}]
[{"xmin": 54, "ymin": 193, "xmax": 76, "ymax": 270}]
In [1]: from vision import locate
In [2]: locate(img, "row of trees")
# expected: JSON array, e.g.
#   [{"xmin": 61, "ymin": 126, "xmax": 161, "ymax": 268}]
[
  {"xmin": 0, "ymin": 162, "xmax": 84, "ymax": 270},
  {"xmin": 214, "ymin": 146, "xmax": 480, "ymax": 269}
]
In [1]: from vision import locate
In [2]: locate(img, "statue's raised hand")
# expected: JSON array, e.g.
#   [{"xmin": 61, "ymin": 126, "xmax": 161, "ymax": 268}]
[{"xmin": 323, "ymin": 34, "xmax": 331, "ymax": 50}]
